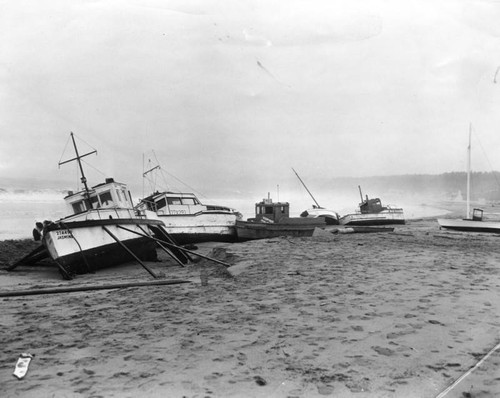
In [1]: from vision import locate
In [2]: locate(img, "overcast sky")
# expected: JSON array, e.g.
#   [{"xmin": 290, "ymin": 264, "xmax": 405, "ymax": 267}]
[{"xmin": 2, "ymin": 0, "xmax": 500, "ymax": 195}]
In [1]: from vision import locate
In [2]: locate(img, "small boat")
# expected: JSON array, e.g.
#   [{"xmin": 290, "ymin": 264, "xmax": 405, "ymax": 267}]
[
  {"xmin": 41, "ymin": 133, "xmax": 166, "ymax": 277},
  {"xmin": 235, "ymin": 194, "xmax": 326, "ymax": 241},
  {"xmin": 292, "ymin": 168, "xmax": 340, "ymax": 225},
  {"xmin": 135, "ymin": 159, "xmax": 242, "ymax": 244},
  {"xmin": 438, "ymin": 125, "xmax": 500, "ymax": 233},
  {"xmin": 339, "ymin": 186, "xmax": 405, "ymax": 226}
]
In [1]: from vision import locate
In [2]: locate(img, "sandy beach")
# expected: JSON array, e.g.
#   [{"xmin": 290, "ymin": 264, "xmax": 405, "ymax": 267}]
[{"xmin": 0, "ymin": 219, "xmax": 499, "ymax": 397}]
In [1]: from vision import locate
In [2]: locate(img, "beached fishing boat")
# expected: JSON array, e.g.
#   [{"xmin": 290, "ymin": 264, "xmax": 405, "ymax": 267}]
[
  {"xmin": 41, "ymin": 133, "xmax": 165, "ymax": 277},
  {"xmin": 339, "ymin": 186, "xmax": 405, "ymax": 226},
  {"xmin": 136, "ymin": 191, "xmax": 242, "ymax": 244},
  {"xmin": 235, "ymin": 194, "xmax": 325, "ymax": 241},
  {"xmin": 135, "ymin": 159, "xmax": 242, "ymax": 244},
  {"xmin": 438, "ymin": 126, "xmax": 500, "ymax": 233},
  {"xmin": 292, "ymin": 168, "xmax": 340, "ymax": 225}
]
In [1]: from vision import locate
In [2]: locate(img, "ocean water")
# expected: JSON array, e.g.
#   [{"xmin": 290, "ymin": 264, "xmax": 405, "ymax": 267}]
[
  {"xmin": 0, "ymin": 189, "xmax": 451, "ymax": 241},
  {"xmin": 0, "ymin": 192, "xmax": 66, "ymax": 241}
]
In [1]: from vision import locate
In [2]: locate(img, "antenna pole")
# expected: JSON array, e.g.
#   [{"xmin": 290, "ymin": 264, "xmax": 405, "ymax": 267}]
[
  {"xmin": 467, "ymin": 124, "xmax": 471, "ymax": 219},
  {"xmin": 292, "ymin": 168, "xmax": 321, "ymax": 208},
  {"xmin": 358, "ymin": 185, "xmax": 364, "ymax": 203}
]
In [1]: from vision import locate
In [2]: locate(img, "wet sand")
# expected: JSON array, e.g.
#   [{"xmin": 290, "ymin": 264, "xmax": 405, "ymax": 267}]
[{"xmin": 0, "ymin": 219, "xmax": 499, "ymax": 397}]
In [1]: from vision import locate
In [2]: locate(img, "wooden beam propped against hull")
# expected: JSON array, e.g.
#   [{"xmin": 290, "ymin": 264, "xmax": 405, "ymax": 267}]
[
  {"xmin": 117, "ymin": 225, "xmax": 232, "ymax": 268},
  {"xmin": 102, "ymin": 226, "xmax": 158, "ymax": 279}
]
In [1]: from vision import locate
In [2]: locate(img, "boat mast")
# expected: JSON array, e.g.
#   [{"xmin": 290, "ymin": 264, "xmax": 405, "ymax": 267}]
[
  {"xmin": 358, "ymin": 185, "xmax": 364, "ymax": 203},
  {"xmin": 292, "ymin": 168, "xmax": 321, "ymax": 208},
  {"xmin": 58, "ymin": 132, "xmax": 97, "ymax": 209},
  {"xmin": 466, "ymin": 124, "xmax": 471, "ymax": 219}
]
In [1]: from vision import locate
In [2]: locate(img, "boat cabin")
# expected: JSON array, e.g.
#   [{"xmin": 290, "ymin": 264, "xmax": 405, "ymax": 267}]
[
  {"xmin": 64, "ymin": 178, "xmax": 133, "ymax": 215},
  {"xmin": 138, "ymin": 192, "xmax": 208, "ymax": 216},
  {"xmin": 359, "ymin": 196, "xmax": 387, "ymax": 214},
  {"xmin": 251, "ymin": 197, "xmax": 290, "ymax": 223},
  {"xmin": 471, "ymin": 208, "xmax": 484, "ymax": 221}
]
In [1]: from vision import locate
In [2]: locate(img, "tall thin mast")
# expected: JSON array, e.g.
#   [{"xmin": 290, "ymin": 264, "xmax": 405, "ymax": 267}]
[
  {"xmin": 292, "ymin": 168, "xmax": 321, "ymax": 208},
  {"xmin": 466, "ymin": 124, "xmax": 471, "ymax": 219},
  {"xmin": 58, "ymin": 132, "xmax": 97, "ymax": 209}
]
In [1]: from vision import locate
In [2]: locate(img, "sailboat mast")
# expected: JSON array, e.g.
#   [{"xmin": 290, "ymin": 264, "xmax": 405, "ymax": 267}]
[
  {"xmin": 292, "ymin": 168, "xmax": 321, "ymax": 208},
  {"xmin": 466, "ymin": 124, "xmax": 471, "ymax": 219}
]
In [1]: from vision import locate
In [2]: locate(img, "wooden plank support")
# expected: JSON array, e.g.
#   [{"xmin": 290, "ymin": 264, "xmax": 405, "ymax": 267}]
[
  {"xmin": 136, "ymin": 225, "xmax": 186, "ymax": 267},
  {"xmin": 118, "ymin": 225, "xmax": 231, "ymax": 268},
  {"xmin": 148, "ymin": 224, "xmax": 192, "ymax": 263},
  {"xmin": 0, "ymin": 279, "xmax": 191, "ymax": 298},
  {"xmin": 7, "ymin": 245, "xmax": 48, "ymax": 271},
  {"xmin": 101, "ymin": 226, "xmax": 158, "ymax": 279}
]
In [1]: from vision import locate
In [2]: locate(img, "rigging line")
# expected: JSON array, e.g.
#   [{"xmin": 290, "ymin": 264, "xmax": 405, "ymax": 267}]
[
  {"xmin": 162, "ymin": 169, "xmax": 208, "ymax": 199},
  {"xmin": 471, "ymin": 127, "xmax": 500, "ymax": 189},
  {"xmin": 81, "ymin": 159, "xmax": 107, "ymax": 177},
  {"xmin": 72, "ymin": 132, "xmax": 99, "ymax": 154},
  {"xmin": 58, "ymin": 134, "xmax": 72, "ymax": 167}
]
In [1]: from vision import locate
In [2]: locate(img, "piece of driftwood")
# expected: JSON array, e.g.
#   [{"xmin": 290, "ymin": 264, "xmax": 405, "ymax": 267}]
[
  {"xmin": 0, "ymin": 279, "xmax": 191, "ymax": 298},
  {"xmin": 435, "ymin": 340, "xmax": 500, "ymax": 398}
]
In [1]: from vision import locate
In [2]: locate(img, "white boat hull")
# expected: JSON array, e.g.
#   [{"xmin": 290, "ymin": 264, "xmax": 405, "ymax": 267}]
[
  {"xmin": 43, "ymin": 209, "xmax": 162, "ymax": 274},
  {"xmin": 301, "ymin": 208, "xmax": 339, "ymax": 225},
  {"xmin": 437, "ymin": 218, "xmax": 500, "ymax": 233},
  {"xmin": 142, "ymin": 210, "xmax": 238, "ymax": 244},
  {"xmin": 339, "ymin": 209, "xmax": 405, "ymax": 226}
]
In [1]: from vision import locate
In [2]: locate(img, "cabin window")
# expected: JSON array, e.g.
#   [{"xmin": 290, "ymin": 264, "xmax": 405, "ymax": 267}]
[
  {"xmin": 265, "ymin": 206, "xmax": 273, "ymax": 215},
  {"xmin": 72, "ymin": 201, "xmax": 86, "ymax": 214},
  {"xmin": 181, "ymin": 198, "xmax": 197, "ymax": 205},
  {"xmin": 99, "ymin": 191, "xmax": 113, "ymax": 206},
  {"xmin": 116, "ymin": 189, "xmax": 122, "ymax": 202},
  {"xmin": 156, "ymin": 198, "xmax": 167, "ymax": 210},
  {"xmin": 167, "ymin": 197, "xmax": 182, "ymax": 205},
  {"xmin": 89, "ymin": 196, "xmax": 99, "ymax": 209}
]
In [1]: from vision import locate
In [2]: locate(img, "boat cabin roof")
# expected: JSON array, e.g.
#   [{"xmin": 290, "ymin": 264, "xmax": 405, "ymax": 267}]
[{"xmin": 142, "ymin": 191, "xmax": 200, "ymax": 202}]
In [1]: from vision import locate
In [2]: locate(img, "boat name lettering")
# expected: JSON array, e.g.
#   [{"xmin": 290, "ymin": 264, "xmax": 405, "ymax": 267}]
[
  {"xmin": 170, "ymin": 210, "xmax": 187, "ymax": 215},
  {"xmin": 56, "ymin": 230, "xmax": 72, "ymax": 239}
]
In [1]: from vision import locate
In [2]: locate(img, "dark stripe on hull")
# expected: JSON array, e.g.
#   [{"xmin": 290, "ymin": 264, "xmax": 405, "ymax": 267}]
[
  {"xmin": 236, "ymin": 228, "xmax": 316, "ymax": 241},
  {"xmin": 168, "ymin": 232, "xmax": 237, "ymax": 245},
  {"xmin": 45, "ymin": 218, "xmax": 164, "ymax": 232},
  {"xmin": 56, "ymin": 237, "xmax": 157, "ymax": 274},
  {"xmin": 323, "ymin": 217, "xmax": 340, "ymax": 225},
  {"xmin": 440, "ymin": 225, "xmax": 500, "ymax": 233},
  {"xmin": 342, "ymin": 219, "xmax": 405, "ymax": 226},
  {"xmin": 235, "ymin": 222, "xmax": 319, "ymax": 241}
]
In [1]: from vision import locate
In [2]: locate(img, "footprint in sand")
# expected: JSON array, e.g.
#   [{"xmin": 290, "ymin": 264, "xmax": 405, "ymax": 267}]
[{"xmin": 371, "ymin": 346, "xmax": 396, "ymax": 356}]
